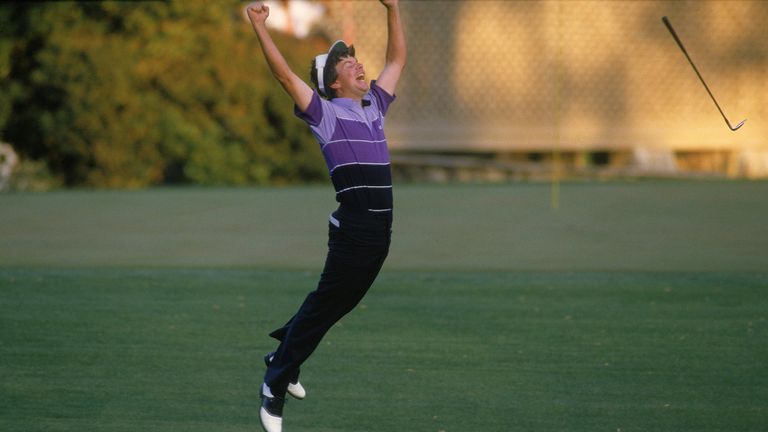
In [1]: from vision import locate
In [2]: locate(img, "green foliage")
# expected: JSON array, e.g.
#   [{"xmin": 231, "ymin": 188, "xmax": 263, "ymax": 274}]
[
  {"xmin": 0, "ymin": 6, "xmax": 18, "ymax": 133},
  {"xmin": 1, "ymin": 1, "xmax": 328, "ymax": 187}
]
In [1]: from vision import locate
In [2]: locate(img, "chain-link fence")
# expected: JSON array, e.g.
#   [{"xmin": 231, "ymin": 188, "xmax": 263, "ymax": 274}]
[{"xmin": 319, "ymin": 0, "xmax": 767, "ymax": 164}]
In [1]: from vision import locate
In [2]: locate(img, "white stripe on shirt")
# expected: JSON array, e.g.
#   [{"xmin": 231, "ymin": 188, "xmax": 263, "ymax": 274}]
[
  {"xmin": 335, "ymin": 185, "xmax": 392, "ymax": 195},
  {"xmin": 321, "ymin": 139, "xmax": 386, "ymax": 151},
  {"xmin": 335, "ymin": 115, "xmax": 380, "ymax": 123},
  {"xmin": 329, "ymin": 162, "xmax": 390, "ymax": 175}
]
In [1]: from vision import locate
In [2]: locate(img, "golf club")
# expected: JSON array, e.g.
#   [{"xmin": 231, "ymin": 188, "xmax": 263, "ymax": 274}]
[{"xmin": 662, "ymin": 16, "xmax": 746, "ymax": 132}]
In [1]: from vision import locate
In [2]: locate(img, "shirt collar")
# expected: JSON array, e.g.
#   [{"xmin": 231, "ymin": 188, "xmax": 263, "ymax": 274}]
[{"xmin": 331, "ymin": 96, "xmax": 371, "ymax": 109}]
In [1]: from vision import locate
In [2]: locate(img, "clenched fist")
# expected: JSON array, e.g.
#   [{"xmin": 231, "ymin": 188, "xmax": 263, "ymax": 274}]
[{"xmin": 246, "ymin": 2, "xmax": 269, "ymax": 27}]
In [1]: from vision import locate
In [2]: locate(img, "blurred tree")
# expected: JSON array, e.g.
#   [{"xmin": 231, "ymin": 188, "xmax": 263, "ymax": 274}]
[
  {"xmin": 1, "ymin": 1, "xmax": 328, "ymax": 187},
  {"xmin": 0, "ymin": 5, "xmax": 20, "ymax": 139}
]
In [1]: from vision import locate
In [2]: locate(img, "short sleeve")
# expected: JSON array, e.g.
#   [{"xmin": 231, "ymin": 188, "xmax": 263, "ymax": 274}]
[
  {"xmin": 369, "ymin": 80, "xmax": 396, "ymax": 116},
  {"xmin": 294, "ymin": 92, "xmax": 324, "ymax": 126},
  {"xmin": 294, "ymin": 91, "xmax": 337, "ymax": 143}
]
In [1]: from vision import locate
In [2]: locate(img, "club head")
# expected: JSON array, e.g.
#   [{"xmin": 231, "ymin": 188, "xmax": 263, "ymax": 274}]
[{"xmin": 729, "ymin": 119, "xmax": 747, "ymax": 131}]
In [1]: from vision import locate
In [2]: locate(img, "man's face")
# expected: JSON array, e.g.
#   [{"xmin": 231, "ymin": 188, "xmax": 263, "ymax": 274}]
[{"xmin": 331, "ymin": 56, "xmax": 368, "ymax": 98}]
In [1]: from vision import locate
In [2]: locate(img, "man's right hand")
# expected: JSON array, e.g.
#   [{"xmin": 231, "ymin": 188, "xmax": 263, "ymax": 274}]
[
  {"xmin": 245, "ymin": 0, "xmax": 314, "ymax": 113},
  {"xmin": 246, "ymin": 2, "xmax": 270, "ymax": 27}
]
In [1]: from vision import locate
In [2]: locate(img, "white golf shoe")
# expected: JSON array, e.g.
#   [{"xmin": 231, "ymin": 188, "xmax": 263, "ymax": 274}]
[
  {"xmin": 264, "ymin": 352, "xmax": 307, "ymax": 400},
  {"xmin": 287, "ymin": 380, "xmax": 306, "ymax": 400},
  {"xmin": 260, "ymin": 383, "xmax": 284, "ymax": 432}
]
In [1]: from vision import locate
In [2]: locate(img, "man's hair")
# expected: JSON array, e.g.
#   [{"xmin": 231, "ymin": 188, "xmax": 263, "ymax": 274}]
[{"xmin": 310, "ymin": 44, "xmax": 355, "ymax": 100}]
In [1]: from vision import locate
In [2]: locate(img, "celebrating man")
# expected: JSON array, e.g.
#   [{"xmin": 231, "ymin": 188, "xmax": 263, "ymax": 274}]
[{"xmin": 246, "ymin": 1, "xmax": 406, "ymax": 431}]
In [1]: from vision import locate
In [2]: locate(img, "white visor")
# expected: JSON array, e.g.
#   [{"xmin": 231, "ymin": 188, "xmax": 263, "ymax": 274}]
[
  {"xmin": 314, "ymin": 40, "xmax": 348, "ymax": 98},
  {"xmin": 314, "ymin": 53, "xmax": 328, "ymax": 96}
]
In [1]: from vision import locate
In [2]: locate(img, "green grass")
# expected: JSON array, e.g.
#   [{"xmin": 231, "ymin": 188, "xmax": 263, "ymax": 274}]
[
  {"xmin": 1, "ymin": 182, "xmax": 767, "ymax": 270},
  {"xmin": 2, "ymin": 182, "xmax": 768, "ymax": 431}
]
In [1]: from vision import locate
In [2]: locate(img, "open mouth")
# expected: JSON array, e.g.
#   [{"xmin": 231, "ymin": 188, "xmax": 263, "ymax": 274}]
[{"xmin": 356, "ymin": 73, "xmax": 365, "ymax": 82}]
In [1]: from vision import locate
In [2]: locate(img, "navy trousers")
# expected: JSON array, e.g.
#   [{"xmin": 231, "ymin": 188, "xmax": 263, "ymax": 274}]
[{"xmin": 264, "ymin": 205, "xmax": 392, "ymax": 396}]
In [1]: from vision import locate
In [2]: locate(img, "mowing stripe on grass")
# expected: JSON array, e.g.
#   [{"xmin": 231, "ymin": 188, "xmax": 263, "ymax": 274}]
[
  {"xmin": 2, "ymin": 269, "xmax": 766, "ymax": 431},
  {"xmin": 1, "ymin": 182, "xmax": 767, "ymax": 271}
]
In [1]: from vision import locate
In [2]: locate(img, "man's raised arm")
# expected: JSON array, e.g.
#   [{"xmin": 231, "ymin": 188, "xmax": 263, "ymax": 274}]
[
  {"xmin": 247, "ymin": 3, "xmax": 314, "ymax": 112},
  {"xmin": 375, "ymin": 0, "xmax": 407, "ymax": 96}
]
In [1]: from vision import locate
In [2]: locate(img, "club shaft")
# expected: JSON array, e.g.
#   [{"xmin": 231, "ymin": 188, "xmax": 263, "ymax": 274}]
[{"xmin": 662, "ymin": 16, "xmax": 736, "ymax": 130}]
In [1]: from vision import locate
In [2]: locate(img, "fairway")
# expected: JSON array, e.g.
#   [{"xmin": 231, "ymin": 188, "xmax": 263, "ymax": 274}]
[
  {"xmin": 2, "ymin": 182, "xmax": 767, "ymax": 431},
  {"xmin": 2, "ymin": 182, "xmax": 768, "ymax": 271}
]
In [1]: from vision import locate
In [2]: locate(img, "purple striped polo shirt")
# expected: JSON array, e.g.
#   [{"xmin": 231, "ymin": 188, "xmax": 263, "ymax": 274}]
[{"xmin": 295, "ymin": 81, "xmax": 395, "ymax": 213}]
